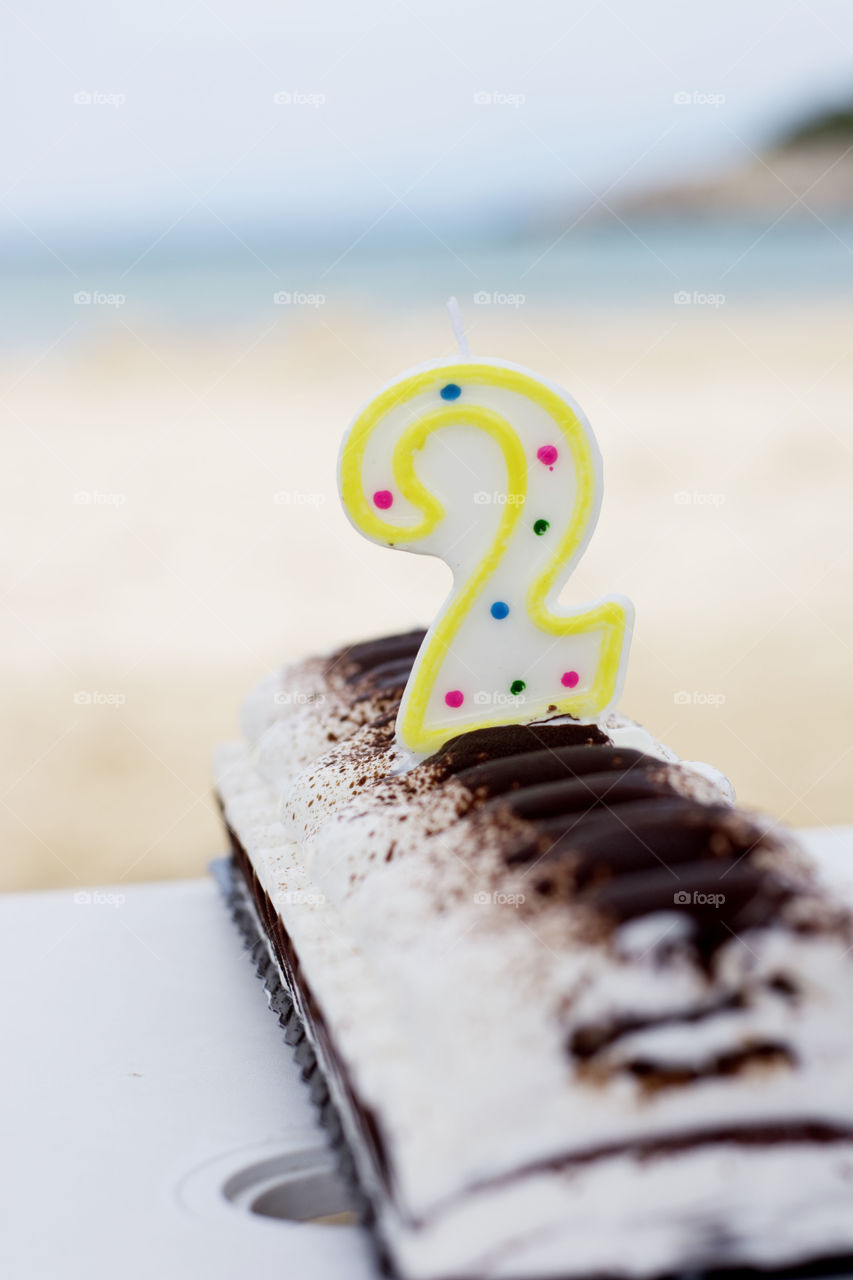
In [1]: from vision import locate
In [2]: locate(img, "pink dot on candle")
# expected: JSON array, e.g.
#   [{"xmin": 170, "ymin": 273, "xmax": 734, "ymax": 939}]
[
  {"xmin": 445, "ymin": 690, "xmax": 464, "ymax": 709},
  {"xmin": 537, "ymin": 444, "xmax": 558, "ymax": 468},
  {"xmin": 561, "ymin": 670, "xmax": 580, "ymax": 689},
  {"xmin": 373, "ymin": 489, "xmax": 393, "ymax": 510}
]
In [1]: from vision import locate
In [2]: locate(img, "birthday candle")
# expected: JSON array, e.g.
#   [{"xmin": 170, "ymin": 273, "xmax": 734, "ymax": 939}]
[{"xmin": 338, "ymin": 302, "xmax": 633, "ymax": 756}]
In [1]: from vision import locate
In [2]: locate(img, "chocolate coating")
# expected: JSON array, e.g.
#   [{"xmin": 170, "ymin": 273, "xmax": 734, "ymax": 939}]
[
  {"xmin": 336, "ymin": 629, "xmax": 426, "ymax": 682},
  {"xmin": 455, "ymin": 744, "xmax": 658, "ymax": 797},
  {"xmin": 433, "ymin": 721, "xmax": 610, "ymax": 775}
]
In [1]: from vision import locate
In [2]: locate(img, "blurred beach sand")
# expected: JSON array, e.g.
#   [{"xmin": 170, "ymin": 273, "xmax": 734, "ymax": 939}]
[{"xmin": 3, "ymin": 300, "xmax": 852, "ymax": 892}]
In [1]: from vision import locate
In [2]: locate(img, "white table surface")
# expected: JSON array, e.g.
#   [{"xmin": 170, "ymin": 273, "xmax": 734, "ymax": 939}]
[
  {"xmin": 2, "ymin": 827, "xmax": 851, "ymax": 1279},
  {"xmin": 0, "ymin": 872, "xmax": 377, "ymax": 1280}
]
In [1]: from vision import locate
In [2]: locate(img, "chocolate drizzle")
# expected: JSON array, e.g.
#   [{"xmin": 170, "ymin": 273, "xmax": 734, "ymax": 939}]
[
  {"xmin": 319, "ymin": 630, "xmax": 427, "ymax": 720},
  {"xmin": 568, "ymin": 992, "xmax": 748, "ymax": 1059},
  {"xmin": 350, "ymin": 657, "xmax": 418, "ymax": 702},
  {"xmin": 323, "ymin": 631, "xmax": 811, "ymax": 966},
  {"xmin": 455, "ymin": 744, "xmax": 656, "ymax": 795},
  {"xmin": 336, "ymin": 629, "xmax": 426, "ymax": 683},
  {"xmin": 433, "ymin": 721, "xmax": 610, "ymax": 775},
  {"xmin": 322, "ymin": 634, "xmax": 827, "ymax": 1096},
  {"xmin": 444, "ymin": 737, "xmax": 802, "ymax": 965},
  {"xmin": 623, "ymin": 1041, "xmax": 796, "ymax": 1093},
  {"xmin": 488, "ymin": 768, "xmax": 678, "ymax": 821}
]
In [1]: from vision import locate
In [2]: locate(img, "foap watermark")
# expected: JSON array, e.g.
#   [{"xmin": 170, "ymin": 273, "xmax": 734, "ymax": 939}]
[
  {"xmin": 474, "ymin": 91, "xmax": 525, "ymax": 108},
  {"xmin": 273, "ymin": 290, "xmax": 325, "ymax": 308},
  {"xmin": 73, "ymin": 90, "xmax": 126, "ymax": 107},
  {"xmin": 473, "ymin": 290, "xmax": 525, "ymax": 308},
  {"xmin": 73, "ymin": 490, "xmax": 126, "ymax": 507},
  {"xmin": 280, "ymin": 889, "xmax": 326, "ymax": 906},
  {"xmin": 673, "ymin": 91, "xmax": 726, "ymax": 107},
  {"xmin": 74, "ymin": 691, "xmax": 126, "ymax": 707},
  {"xmin": 473, "ymin": 890, "xmax": 526, "ymax": 907},
  {"xmin": 674, "ymin": 889, "xmax": 725, "ymax": 908},
  {"xmin": 674, "ymin": 691, "xmax": 726, "ymax": 709},
  {"xmin": 473, "ymin": 490, "xmax": 525, "ymax": 505},
  {"xmin": 273, "ymin": 90, "xmax": 326, "ymax": 108},
  {"xmin": 673, "ymin": 290, "xmax": 725, "ymax": 308},
  {"xmin": 74, "ymin": 890, "xmax": 126, "ymax": 907},
  {"xmin": 74, "ymin": 290, "xmax": 126, "ymax": 308},
  {"xmin": 273, "ymin": 690, "xmax": 326, "ymax": 707},
  {"xmin": 473, "ymin": 690, "xmax": 528, "ymax": 707},
  {"xmin": 273, "ymin": 490, "xmax": 327, "ymax": 506},
  {"xmin": 673, "ymin": 490, "xmax": 726, "ymax": 507}
]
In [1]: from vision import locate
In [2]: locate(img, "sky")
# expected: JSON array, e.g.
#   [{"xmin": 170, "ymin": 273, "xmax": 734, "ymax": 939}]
[{"xmin": 2, "ymin": 0, "xmax": 852, "ymax": 244}]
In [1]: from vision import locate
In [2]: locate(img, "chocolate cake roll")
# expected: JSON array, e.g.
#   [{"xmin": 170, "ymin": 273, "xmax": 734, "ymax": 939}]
[{"xmin": 215, "ymin": 629, "xmax": 853, "ymax": 1280}]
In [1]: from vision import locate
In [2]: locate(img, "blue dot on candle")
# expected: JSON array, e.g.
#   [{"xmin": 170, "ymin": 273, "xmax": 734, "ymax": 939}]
[
  {"xmin": 440, "ymin": 383, "xmax": 461, "ymax": 401},
  {"xmin": 490, "ymin": 601, "xmax": 509, "ymax": 620}
]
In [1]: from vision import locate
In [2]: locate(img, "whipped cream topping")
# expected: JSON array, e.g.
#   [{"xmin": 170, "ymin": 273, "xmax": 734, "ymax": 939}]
[{"xmin": 215, "ymin": 636, "xmax": 853, "ymax": 1279}]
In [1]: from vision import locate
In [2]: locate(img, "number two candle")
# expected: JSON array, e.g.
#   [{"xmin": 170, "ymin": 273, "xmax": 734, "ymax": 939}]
[{"xmin": 338, "ymin": 346, "xmax": 633, "ymax": 756}]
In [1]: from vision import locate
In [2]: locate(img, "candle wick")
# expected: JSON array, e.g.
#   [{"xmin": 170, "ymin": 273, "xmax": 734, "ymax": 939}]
[{"xmin": 446, "ymin": 296, "xmax": 471, "ymax": 359}]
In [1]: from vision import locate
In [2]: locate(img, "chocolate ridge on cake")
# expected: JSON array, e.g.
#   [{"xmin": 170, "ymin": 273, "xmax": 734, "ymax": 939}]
[{"xmin": 215, "ymin": 628, "xmax": 853, "ymax": 1280}]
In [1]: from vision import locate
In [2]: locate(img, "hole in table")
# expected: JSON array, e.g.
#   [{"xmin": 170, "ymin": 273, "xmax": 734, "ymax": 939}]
[{"xmin": 222, "ymin": 1150, "xmax": 358, "ymax": 1225}]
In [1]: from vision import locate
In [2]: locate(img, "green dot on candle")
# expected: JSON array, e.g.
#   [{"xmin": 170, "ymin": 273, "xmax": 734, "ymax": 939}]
[
  {"xmin": 510, "ymin": 679, "xmax": 526, "ymax": 695},
  {"xmin": 533, "ymin": 518, "xmax": 550, "ymax": 536}
]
